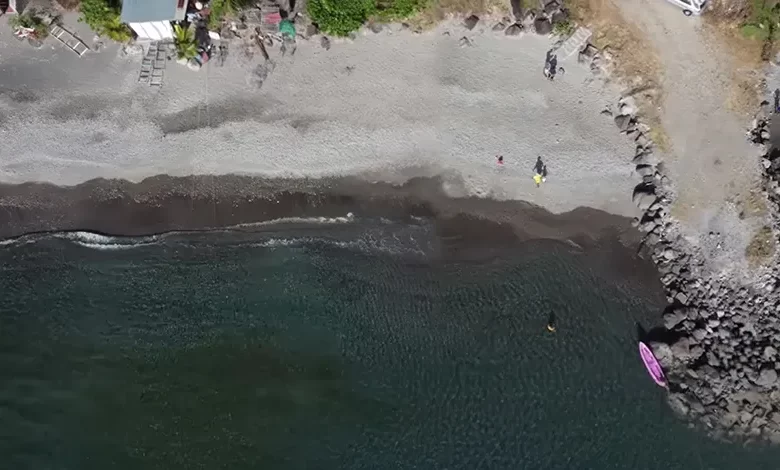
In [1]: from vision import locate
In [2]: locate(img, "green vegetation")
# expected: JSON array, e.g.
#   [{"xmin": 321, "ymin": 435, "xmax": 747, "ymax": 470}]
[
  {"xmin": 79, "ymin": 0, "xmax": 132, "ymax": 42},
  {"xmin": 373, "ymin": 0, "xmax": 427, "ymax": 21},
  {"xmin": 174, "ymin": 24, "xmax": 198, "ymax": 60},
  {"xmin": 308, "ymin": 0, "xmax": 427, "ymax": 36},
  {"xmin": 208, "ymin": 0, "xmax": 253, "ymax": 30},
  {"xmin": 308, "ymin": 0, "xmax": 375, "ymax": 36},
  {"xmin": 741, "ymin": 0, "xmax": 780, "ymax": 41},
  {"xmin": 552, "ymin": 19, "xmax": 575, "ymax": 37},
  {"xmin": 8, "ymin": 9, "xmax": 50, "ymax": 39}
]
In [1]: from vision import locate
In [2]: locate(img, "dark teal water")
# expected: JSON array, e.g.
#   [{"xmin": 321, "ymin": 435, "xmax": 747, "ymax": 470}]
[{"xmin": 2, "ymin": 222, "xmax": 780, "ymax": 469}]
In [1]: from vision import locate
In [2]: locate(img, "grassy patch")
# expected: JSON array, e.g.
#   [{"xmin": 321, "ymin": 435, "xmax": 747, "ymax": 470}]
[
  {"xmin": 79, "ymin": 0, "xmax": 132, "ymax": 42},
  {"xmin": 746, "ymin": 225, "xmax": 776, "ymax": 266},
  {"xmin": 374, "ymin": 0, "xmax": 428, "ymax": 21},
  {"xmin": 701, "ymin": 2, "xmax": 767, "ymax": 116},
  {"xmin": 408, "ymin": 0, "xmax": 510, "ymax": 30}
]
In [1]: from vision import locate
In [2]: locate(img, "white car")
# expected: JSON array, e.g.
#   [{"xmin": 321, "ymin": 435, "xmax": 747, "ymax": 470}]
[{"xmin": 666, "ymin": 0, "xmax": 707, "ymax": 16}]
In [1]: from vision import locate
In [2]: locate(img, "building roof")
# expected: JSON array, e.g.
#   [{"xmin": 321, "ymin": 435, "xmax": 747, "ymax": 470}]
[{"xmin": 120, "ymin": 0, "xmax": 178, "ymax": 23}]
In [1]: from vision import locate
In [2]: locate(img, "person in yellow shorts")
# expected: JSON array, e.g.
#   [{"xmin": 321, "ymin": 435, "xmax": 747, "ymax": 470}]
[{"xmin": 533, "ymin": 173, "xmax": 543, "ymax": 187}]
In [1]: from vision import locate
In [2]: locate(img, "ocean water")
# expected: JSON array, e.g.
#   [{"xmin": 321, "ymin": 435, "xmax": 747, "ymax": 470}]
[{"xmin": 2, "ymin": 217, "xmax": 780, "ymax": 470}]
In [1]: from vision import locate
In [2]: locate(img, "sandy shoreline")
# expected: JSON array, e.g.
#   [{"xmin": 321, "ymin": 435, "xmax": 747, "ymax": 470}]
[{"xmin": 0, "ymin": 173, "xmax": 640, "ymax": 244}]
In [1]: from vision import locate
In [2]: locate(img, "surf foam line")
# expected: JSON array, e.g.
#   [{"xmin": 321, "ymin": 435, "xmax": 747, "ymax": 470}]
[{"xmin": 0, "ymin": 214, "xmax": 359, "ymax": 249}]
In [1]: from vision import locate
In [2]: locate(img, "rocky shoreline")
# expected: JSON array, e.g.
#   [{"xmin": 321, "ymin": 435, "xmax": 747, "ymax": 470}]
[{"xmin": 578, "ymin": 36, "xmax": 780, "ymax": 442}]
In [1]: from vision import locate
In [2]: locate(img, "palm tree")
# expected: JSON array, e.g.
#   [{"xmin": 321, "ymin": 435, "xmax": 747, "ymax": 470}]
[{"xmin": 173, "ymin": 24, "xmax": 198, "ymax": 60}]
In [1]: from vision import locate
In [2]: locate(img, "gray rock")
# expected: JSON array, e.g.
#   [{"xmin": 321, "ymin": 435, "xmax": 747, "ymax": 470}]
[
  {"xmin": 668, "ymin": 393, "xmax": 689, "ymax": 415},
  {"xmin": 675, "ymin": 292, "xmax": 689, "ymax": 305},
  {"xmin": 663, "ymin": 310, "xmax": 686, "ymax": 329},
  {"xmin": 635, "ymin": 133, "xmax": 650, "ymax": 148},
  {"xmin": 464, "ymin": 15, "xmax": 479, "ymax": 30},
  {"xmin": 689, "ymin": 398, "xmax": 705, "ymax": 414},
  {"xmin": 633, "ymin": 189, "xmax": 656, "ymax": 211},
  {"xmin": 305, "ymin": 24, "xmax": 320, "ymax": 38},
  {"xmin": 544, "ymin": 0, "xmax": 560, "ymax": 14},
  {"xmin": 635, "ymin": 164, "xmax": 655, "ymax": 177},
  {"xmin": 721, "ymin": 412, "xmax": 739, "ymax": 428},
  {"xmin": 492, "ymin": 21, "xmax": 506, "ymax": 31},
  {"xmin": 551, "ymin": 9, "xmax": 569, "ymax": 26},
  {"xmin": 764, "ymin": 346, "xmax": 778, "ymax": 359},
  {"xmin": 533, "ymin": 17, "xmax": 552, "ymax": 35},
  {"xmin": 614, "ymin": 114, "xmax": 633, "ymax": 132},
  {"xmin": 671, "ymin": 337, "xmax": 692, "ymax": 360},
  {"xmin": 320, "ymin": 36, "xmax": 331, "ymax": 50},
  {"xmin": 369, "ymin": 22, "xmax": 383, "ymax": 33},
  {"xmin": 706, "ymin": 351, "xmax": 720, "ymax": 367},
  {"xmin": 459, "ymin": 36, "xmax": 472, "ymax": 47},
  {"xmin": 651, "ymin": 342, "xmax": 674, "ymax": 368},
  {"xmin": 504, "ymin": 23, "xmax": 523, "ymax": 36},
  {"xmin": 756, "ymin": 368, "xmax": 778, "ymax": 388},
  {"xmin": 740, "ymin": 410, "xmax": 755, "ymax": 425},
  {"xmin": 633, "ymin": 154, "xmax": 654, "ymax": 167}
]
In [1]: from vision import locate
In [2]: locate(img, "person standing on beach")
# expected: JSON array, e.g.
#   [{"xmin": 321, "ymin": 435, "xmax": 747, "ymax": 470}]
[
  {"xmin": 497, "ymin": 155, "xmax": 504, "ymax": 165},
  {"xmin": 534, "ymin": 156, "xmax": 544, "ymax": 174}
]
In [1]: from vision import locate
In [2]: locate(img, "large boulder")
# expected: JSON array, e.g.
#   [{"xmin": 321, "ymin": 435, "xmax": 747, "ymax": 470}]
[
  {"xmin": 670, "ymin": 336, "xmax": 692, "ymax": 361},
  {"xmin": 544, "ymin": 0, "xmax": 560, "ymax": 14},
  {"xmin": 650, "ymin": 342, "xmax": 674, "ymax": 369},
  {"xmin": 305, "ymin": 23, "xmax": 319, "ymax": 37},
  {"xmin": 505, "ymin": 23, "xmax": 523, "ymax": 36},
  {"xmin": 756, "ymin": 368, "xmax": 778, "ymax": 388},
  {"xmin": 663, "ymin": 309, "xmax": 686, "ymax": 329},
  {"xmin": 614, "ymin": 114, "xmax": 633, "ymax": 132},
  {"xmin": 533, "ymin": 16, "xmax": 552, "ymax": 35},
  {"xmin": 464, "ymin": 15, "xmax": 479, "ymax": 30},
  {"xmin": 492, "ymin": 21, "xmax": 507, "ymax": 31},
  {"xmin": 633, "ymin": 190, "xmax": 657, "ymax": 211}
]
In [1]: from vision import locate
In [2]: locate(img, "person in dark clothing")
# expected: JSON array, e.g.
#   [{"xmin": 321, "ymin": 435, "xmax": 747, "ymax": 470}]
[
  {"xmin": 497, "ymin": 155, "xmax": 504, "ymax": 165},
  {"xmin": 534, "ymin": 156, "xmax": 544, "ymax": 174},
  {"xmin": 547, "ymin": 54, "xmax": 558, "ymax": 81}
]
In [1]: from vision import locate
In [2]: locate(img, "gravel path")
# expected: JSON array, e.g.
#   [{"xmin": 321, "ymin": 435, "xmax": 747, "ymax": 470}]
[
  {"xmin": 613, "ymin": 0, "xmax": 764, "ymax": 277},
  {"xmin": 0, "ymin": 17, "xmax": 639, "ymax": 216}
]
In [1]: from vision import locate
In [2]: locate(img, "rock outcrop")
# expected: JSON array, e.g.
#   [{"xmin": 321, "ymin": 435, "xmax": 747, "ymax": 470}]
[{"xmin": 580, "ymin": 42, "xmax": 780, "ymax": 444}]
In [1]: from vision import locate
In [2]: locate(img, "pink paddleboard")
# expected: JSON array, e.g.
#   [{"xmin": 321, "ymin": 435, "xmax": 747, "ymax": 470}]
[{"xmin": 639, "ymin": 341, "xmax": 667, "ymax": 388}]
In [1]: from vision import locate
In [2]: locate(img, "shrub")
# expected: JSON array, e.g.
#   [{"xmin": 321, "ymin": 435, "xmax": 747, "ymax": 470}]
[
  {"xmin": 308, "ymin": 0, "xmax": 376, "ymax": 36},
  {"xmin": 552, "ymin": 19, "xmax": 575, "ymax": 37},
  {"xmin": 79, "ymin": 0, "xmax": 132, "ymax": 42},
  {"xmin": 8, "ymin": 9, "xmax": 50, "ymax": 39},
  {"xmin": 174, "ymin": 24, "xmax": 198, "ymax": 60},
  {"xmin": 741, "ymin": 0, "xmax": 780, "ymax": 39}
]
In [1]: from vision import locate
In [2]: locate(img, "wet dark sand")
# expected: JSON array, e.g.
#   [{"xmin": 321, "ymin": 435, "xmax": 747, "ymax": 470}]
[{"xmin": 0, "ymin": 174, "xmax": 660, "ymax": 286}]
